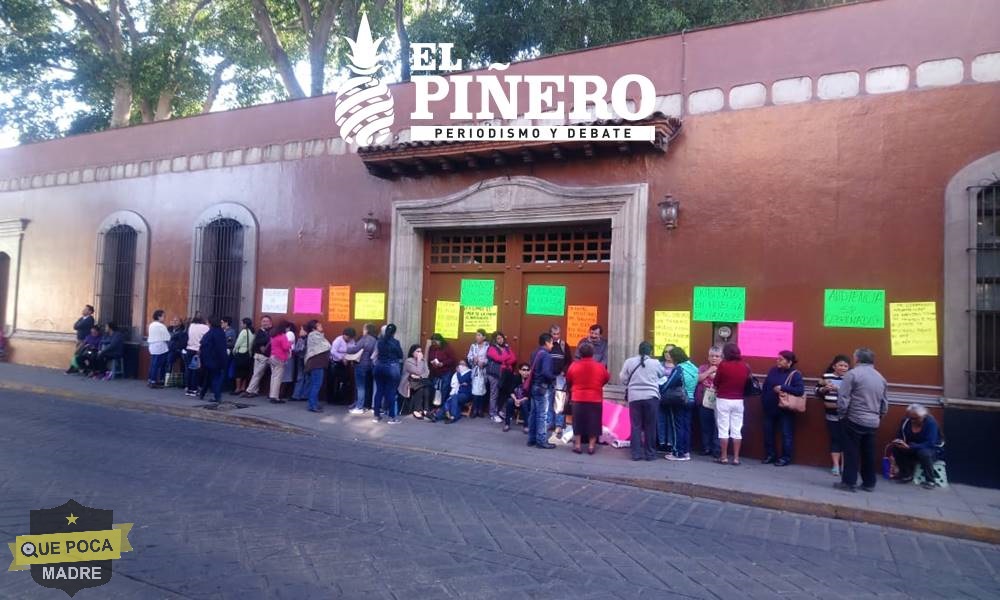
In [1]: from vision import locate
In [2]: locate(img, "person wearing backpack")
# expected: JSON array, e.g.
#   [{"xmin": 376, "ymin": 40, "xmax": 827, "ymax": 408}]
[{"xmin": 761, "ymin": 350, "xmax": 805, "ymax": 467}]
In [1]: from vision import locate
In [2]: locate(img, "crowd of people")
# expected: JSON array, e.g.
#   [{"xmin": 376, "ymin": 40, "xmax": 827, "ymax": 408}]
[{"xmin": 63, "ymin": 305, "xmax": 945, "ymax": 491}]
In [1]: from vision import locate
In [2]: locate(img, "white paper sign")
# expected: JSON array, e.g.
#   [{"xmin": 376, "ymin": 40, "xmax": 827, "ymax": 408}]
[{"xmin": 261, "ymin": 288, "xmax": 289, "ymax": 313}]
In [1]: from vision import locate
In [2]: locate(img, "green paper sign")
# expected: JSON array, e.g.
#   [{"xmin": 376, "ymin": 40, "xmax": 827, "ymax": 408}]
[
  {"xmin": 692, "ymin": 286, "xmax": 746, "ymax": 322},
  {"xmin": 526, "ymin": 285, "xmax": 566, "ymax": 316},
  {"xmin": 824, "ymin": 289, "xmax": 885, "ymax": 328},
  {"xmin": 460, "ymin": 279, "xmax": 495, "ymax": 307}
]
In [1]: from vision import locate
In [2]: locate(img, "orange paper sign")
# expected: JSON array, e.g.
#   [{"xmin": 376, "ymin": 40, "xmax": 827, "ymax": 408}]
[
  {"xmin": 567, "ymin": 305, "xmax": 598, "ymax": 346},
  {"xmin": 328, "ymin": 285, "xmax": 351, "ymax": 322}
]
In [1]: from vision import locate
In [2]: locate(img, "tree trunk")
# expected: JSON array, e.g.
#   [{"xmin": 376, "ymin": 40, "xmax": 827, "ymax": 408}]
[
  {"xmin": 110, "ymin": 80, "xmax": 133, "ymax": 128},
  {"xmin": 395, "ymin": 0, "xmax": 410, "ymax": 82},
  {"xmin": 309, "ymin": 39, "xmax": 327, "ymax": 96},
  {"xmin": 202, "ymin": 59, "xmax": 233, "ymax": 113},
  {"xmin": 154, "ymin": 91, "xmax": 174, "ymax": 121},
  {"xmin": 250, "ymin": 0, "xmax": 306, "ymax": 99}
]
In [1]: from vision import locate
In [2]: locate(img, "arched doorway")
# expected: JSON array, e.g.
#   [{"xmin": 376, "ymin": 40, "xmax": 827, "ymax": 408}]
[{"xmin": 0, "ymin": 251, "xmax": 9, "ymax": 333}]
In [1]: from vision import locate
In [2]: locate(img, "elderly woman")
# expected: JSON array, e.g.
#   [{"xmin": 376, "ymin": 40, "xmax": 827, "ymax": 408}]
[
  {"xmin": 303, "ymin": 320, "xmax": 331, "ymax": 413},
  {"xmin": 891, "ymin": 404, "xmax": 944, "ymax": 489},
  {"xmin": 816, "ymin": 354, "xmax": 852, "ymax": 476},
  {"xmin": 696, "ymin": 346, "xmax": 723, "ymax": 458},
  {"xmin": 400, "ymin": 344, "xmax": 432, "ymax": 419},
  {"xmin": 760, "ymin": 350, "xmax": 805, "ymax": 467},
  {"xmin": 713, "ymin": 342, "xmax": 750, "ymax": 465},
  {"xmin": 467, "ymin": 329, "xmax": 490, "ymax": 418},
  {"xmin": 566, "ymin": 342, "xmax": 610, "ymax": 454},
  {"xmin": 620, "ymin": 342, "xmax": 666, "ymax": 461}
]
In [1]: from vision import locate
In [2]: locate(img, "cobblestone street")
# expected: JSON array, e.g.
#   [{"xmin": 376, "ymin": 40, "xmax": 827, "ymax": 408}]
[{"xmin": 1, "ymin": 391, "xmax": 998, "ymax": 599}]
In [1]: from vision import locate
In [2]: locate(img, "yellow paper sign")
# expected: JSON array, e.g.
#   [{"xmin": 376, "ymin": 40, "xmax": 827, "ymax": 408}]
[
  {"xmin": 567, "ymin": 305, "xmax": 598, "ymax": 346},
  {"xmin": 354, "ymin": 292, "xmax": 385, "ymax": 321},
  {"xmin": 654, "ymin": 311, "xmax": 691, "ymax": 357},
  {"xmin": 463, "ymin": 306, "xmax": 498, "ymax": 334},
  {"xmin": 890, "ymin": 302, "xmax": 938, "ymax": 356},
  {"xmin": 435, "ymin": 300, "xmax": 461, "ymax": 339},
  {"xmin": 328, "ymin": 285, "xmax": 351, "ymax": 322}
]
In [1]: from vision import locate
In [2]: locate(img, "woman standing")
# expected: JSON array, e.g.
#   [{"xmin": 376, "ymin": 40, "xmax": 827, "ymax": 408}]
[
  {"xmin": 399, "ymin": 344, "xmax": 431, "ymax": 419},
  {"xmin": 816, "ymin": 354, "xmax": 851, "ymax": 476},
  {"xmin": 267, "ymin": 323, "xmax": 292, "ymax": 403},
  {"xmin": 197, "ymin": 318, "xmax": 229, "ymax": 403},
  {"xmin": 620, "ymin": 342, "xmax": 666, "ymax": 461},
  {"xmin": 696, "ymin": 346, "xmax": 722, "ymax": 458},
  {"xmin": 184, "ymin": 317, "xmax": 209, "ymax": 396},
  {"xmin": 467, "ymin": 329, "xmax": 490, "ymax": 418},
  {"xmin": 146, "ymin": 309, "xmax": 170, "ymax": 388},
  {"xmin": 485, "ymin": 332, "xmax": 516, "ymax": 423},
  {"xmin": 426, "ymin": 334, "xmax": 456, "ymax": 411},
  {"xmin": 657, "ymin": 345, "xmax": 676, "ymax": 452},
  {"xmin": 666, "ymin": 347, "xmax": 699, "ymax": 461},
  {"xmin": 566, "ymin": 343, "xmax": 610, "ymax": 455},
  {"xmin": 713, "ymin": 342, "xmax": 751, "ymax": 465},
  {"xmin": 761, "ymin": 350, "xmax": 805, "ymax": 466},
  {"xmin": 373, "ymin": 323, "xmax": 404, "ymax": 424},
  {"xmin": 303, "ymin": 320, "xmax": 331, "ymax": 413},
  {"xmin": 231, "ymin": 318, "xmax": 254, "ymax": 395}
]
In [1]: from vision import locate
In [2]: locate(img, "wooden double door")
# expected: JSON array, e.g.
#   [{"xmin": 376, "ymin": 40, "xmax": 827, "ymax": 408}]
[{"xmin": 420, "ymin": 224, "xmax": 611, "ymax": 362}]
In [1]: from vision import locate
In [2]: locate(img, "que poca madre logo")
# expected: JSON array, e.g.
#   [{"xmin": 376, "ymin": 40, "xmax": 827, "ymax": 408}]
[
  {"xmin": 7, "ymin": 499, "xmax": 134, "ymax": 597},
  {"xmin": 336, "ymin": 13, "xmax": 657, "ymax": 147}
]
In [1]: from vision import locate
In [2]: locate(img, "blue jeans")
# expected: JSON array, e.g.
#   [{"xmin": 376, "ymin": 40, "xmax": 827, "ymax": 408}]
[
  {"xmin": 529, "ymin": 385, "xmax": 551, "ymax": 446},
  {"xmin": 763, "ymin": 409, "xmax": 795, "ymax": 461},
  {"xmin": 148, "ymin": 352, "xmax": 168, "ymax": 384},
  {"xmin": 545, "ymin": 387, "xmax": 566, "ymax": 430},
  {"xmin": 305, "ymin": 368, "xmax": 324, "ymax": 411},
  {"xmin": 352, "ymin": 365, "xmax": 372, "ymax": 410},
  {"xmin": 199, "ymin": 367, "xmax": 224, "ymax": 402},
  {"xmin": 658, "ymin": 404, "xmax": 674, "ymax": 448},
  {"xmin": 373, "ymin": 362, "xmax": 401, "ymax": 419},
  {"xmin": 292, "ymin": 358, "xmax": 308, "ymax": 400},
  {"xmin": 670, "ymin": 403, "xmax": 692, "ymax": 456},
  {"xmin": 442, "ymin": 392, "xmax": 471, "ymax": 421},
  {"xmin": 185, "ymin": 352, "xmax": 201, "ymax": 393},
  {"xmin": 699, "ymin": 404, "xmax": 720, "ymax": 456}
]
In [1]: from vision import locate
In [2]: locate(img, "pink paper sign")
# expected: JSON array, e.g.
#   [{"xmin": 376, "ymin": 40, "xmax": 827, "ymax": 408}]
[
  {"xmin": 293, "ymin": 288, "xmax": 323, "ymax": 314},
  {"xmin": 602, "ymin": 400, "xmax": 631, "ymax": 441},
  {"xmin": 739, "ymin": 320, "xmax": 794, "ymax": 357}
]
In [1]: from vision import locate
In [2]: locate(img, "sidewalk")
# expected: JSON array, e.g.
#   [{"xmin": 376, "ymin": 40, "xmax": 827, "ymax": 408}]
[{"xmin": 2, "ymin": 363, "xmax": 999, "ymax": 544}]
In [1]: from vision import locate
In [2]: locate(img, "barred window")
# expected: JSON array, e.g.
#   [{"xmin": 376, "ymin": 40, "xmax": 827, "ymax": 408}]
[
  {"xmin": 189, "ymin": 204, "xmax": 258, "ymax": 322},
  {"xmin": 94, "ymin": 211, "xmax": 148, "ymax": 340},
  {"xmin": 522, "ymin": 227, "xmax": 611, "ymax": 264},
  {"xmin": 429, "ymin": 233, "xmax": 507, "ymax": 265},
  {"xmin": 973, "ymin": 183, "xmax": 1000, "ymax": 399}
]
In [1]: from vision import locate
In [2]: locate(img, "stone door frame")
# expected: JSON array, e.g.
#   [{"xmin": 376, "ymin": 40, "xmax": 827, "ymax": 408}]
[{"xmin": 388, "ymin": 176, "xmax": 648, "ymax": 378}]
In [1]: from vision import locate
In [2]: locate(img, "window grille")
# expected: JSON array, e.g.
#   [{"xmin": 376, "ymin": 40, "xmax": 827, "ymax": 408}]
[
  {"xmin": 522, "ymin": 227, "xmax": 611, "ymax": 264},
  {"xmin": 191, "ymin": 218, "xmax": 244, "ymax": 320},
  {"xmin": 972, "ymin": 183, "xmax": 1000, "ymax": 399},
  {"xmin": 429, "ymin": 233, "xmax": 507, "ymax": 264},
  {"xmin": 96, "ymin": 224, "xmax": 137, "ymax": 331}
]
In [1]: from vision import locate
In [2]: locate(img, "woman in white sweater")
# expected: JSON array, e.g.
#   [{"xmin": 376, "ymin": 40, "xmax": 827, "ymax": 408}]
[{"xmin": 619, "ymin": 342, "xmax": 666, "ymax": 461}]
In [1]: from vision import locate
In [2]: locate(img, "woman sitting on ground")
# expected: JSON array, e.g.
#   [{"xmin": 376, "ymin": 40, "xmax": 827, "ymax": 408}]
[
  {"xmin": 565, "ymin": 342, "xmax": 610, "ymax": 455},
  {"xmin": 890, "ymin": 404, "xmax": 944, "ymax": 489}
]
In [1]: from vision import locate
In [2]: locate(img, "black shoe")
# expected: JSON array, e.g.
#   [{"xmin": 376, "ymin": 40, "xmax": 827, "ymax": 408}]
[
  {"xmin": 269, "ymin": 398, "xmax": 279, "ymax": 403},
  {"xmin": 526, "ymin": 441, "xmax": 537, "ymax": 447},
  {"xmin": 920, "ymin": 481, "xmax": 938, "ymax": 490},
  {"xmin": 66, "ymin": 367, "xmax": 78, "ymax": 374},
  {"xmin": 699, "ymin": 450, "xmax": 713, "ymax": 456},
  {"xmin": 537, "ymin": 443, "xmax": 557, "ymax": 449},
  {"xmin": 860, "ymin": 485, "xmax": 875, "ymax": 492},
  {"xmin": 774, "ymin": 458, "xmax": 791, "ymax": 467},
  {"xmin": 833, "ymin": 482, "xmax": 857, "ymax": 492},
  {"xmin": 762, "ymin": 455, "xmax": 776, "ymax": 465},
  {"xmin": 308, "ymin": 407, "xmax": 323, "ymax": 413}
]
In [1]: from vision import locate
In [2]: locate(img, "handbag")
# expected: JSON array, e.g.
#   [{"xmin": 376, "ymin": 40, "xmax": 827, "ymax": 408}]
[
  {"xmin": 189, "ymin": 354, "xmax": 201, "ymax": 370},
  {"xmin": 702, "ymin": 387, "xmax": 717, "ymax": 410},
  {"xmin": 659, "ymin": 369, "xmax": 686, "ymax": 407},
  {"xmin": 777, "ymin": 370, "xmax": 807, "ymax": 413},
  {"xmin": 743, "ymin": 364, "xmax": 762, "ymax": 397},
  {"xmin": 471, "ymin": 367, "xmax": 486, "ymax": 396},
  {"xmin": 554, "ymin": 389, "xmax": 568, "ymax": 414},
  {"xmin": 433, "ymin": 389, "xmax": 442, "ymax": 406}
]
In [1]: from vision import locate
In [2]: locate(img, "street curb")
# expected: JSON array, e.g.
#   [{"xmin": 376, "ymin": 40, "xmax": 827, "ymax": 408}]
[
  {"xmin": 597, "ymin": 476, "xmax": 1000, "ymax": 546},
  {"xmin": 0, "ymin": 381, "xmax": 311, "ymax": 436},
  {"xmin": 4, "ymin": 380, "xmax": 996, "ymax": 545}
]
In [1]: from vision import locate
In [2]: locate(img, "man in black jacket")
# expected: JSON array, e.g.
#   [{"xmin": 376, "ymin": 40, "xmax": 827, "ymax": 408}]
[
  {"xmin": 242, "ymin": 316, "xmax": 273, "ymax": 398},
  {"xmin": 93, "ymin": 322, "xmax": 124, "ymax": 380},
  {"xmin": 66, "ymin": 305, "xmax": 95, "ymax": 374}
]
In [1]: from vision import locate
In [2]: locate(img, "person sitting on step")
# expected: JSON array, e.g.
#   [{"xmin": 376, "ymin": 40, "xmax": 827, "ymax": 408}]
[{"xmin": 890, "ymin": 403, "xmax": 944, "ymax": 490}]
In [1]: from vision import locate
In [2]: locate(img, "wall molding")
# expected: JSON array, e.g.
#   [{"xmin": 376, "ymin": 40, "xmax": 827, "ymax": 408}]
[{"xmin": 0, "ymin": 52, "xmax": 996, "ymax": 195}]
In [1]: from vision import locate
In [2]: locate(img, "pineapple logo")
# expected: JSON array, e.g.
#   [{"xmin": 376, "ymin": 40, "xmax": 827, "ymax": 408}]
[{"xmin": 335, "ymin": 12, "xmax": 394, "ymax": 147}]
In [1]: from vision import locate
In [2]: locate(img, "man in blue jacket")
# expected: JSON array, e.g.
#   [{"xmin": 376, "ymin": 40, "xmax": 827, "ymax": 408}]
[
  {"xmin": 528, "ymin": 333, "xmax": 556, "ymax": 449},
  {"xmin": 890, "ymin": 404, "xmax": 944, "ymax": 489}
]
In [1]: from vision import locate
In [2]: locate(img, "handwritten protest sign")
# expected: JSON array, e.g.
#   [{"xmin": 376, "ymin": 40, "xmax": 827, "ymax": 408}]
[
  {"xmin": 435, "ymin": 300, "xmax": 461, "ymax": 339},
  {"xmin": 654, "ymin": 311, "xmax": 690, "ymax": 355},
  {"xmin": 463, "ymin": 306, "xmax": 498, "ymax": 333},
  {"xmin": 328, "ymin": 285, "xmax": 351, "ymax": 322},
  {"xmin": 354, "ymin": 292, "xmax": 385, "ymax": 320},
  {"xmin": 261, "ymin": 288, "xmax": 288, "ymax": 313},
  {"xmin": 824, "ymin": 289, "xmax": 885, "ymax": 328},
  {"xmin": 692, "ymin": 287, "xmax": 746, "ymax": 322},
  {"xmin": 567, "ymin": 305, "xmax": 598, "ymax": 346},
  {"xmin": 293, "ymin": 288, "xmax": 322, "ymax": 314},
  {"xmin": 890, "ymin": 302, "xmax": 937, "ymax": 356},
  {"xmin": 739, "ymin": 320, "xmax": 794, "ymax": 357}
]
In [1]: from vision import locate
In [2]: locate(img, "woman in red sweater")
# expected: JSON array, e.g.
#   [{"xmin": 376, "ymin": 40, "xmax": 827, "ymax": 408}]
[
  {"xmin": 566, "ymin": 342, "xmax": 610, "ymax": 455},
  {"xmin": 713, "ymin": 342, "xmax": 752, "ymax": 465}
]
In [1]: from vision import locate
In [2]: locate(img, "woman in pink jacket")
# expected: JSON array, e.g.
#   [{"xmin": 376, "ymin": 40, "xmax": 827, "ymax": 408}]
[
  {"xmin": 267, "ymin": 323, "xmax": 293, "ymax": 403},
  {"xmin": 486, "ymin": 332, "xmax": 517, "ymax": 423}
]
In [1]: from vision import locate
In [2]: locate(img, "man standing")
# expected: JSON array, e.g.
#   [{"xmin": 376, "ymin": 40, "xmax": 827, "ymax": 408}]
[
  {"xmin": 66, "ymin": 305, "xmax": 95, "ymax": 373},
  {"xmin": 146, "ymin": 310, "xmax": 170, "ymax": 387},
  {"xmin": 241, "ymin": 315, "xmax": 273, "ymax": 398},
  {"xmin": 346, "ymin": 324, "xmax": 378, "ymax": 414},
  {"xmin": 528, "ymin": 333, "xmax": 557, "ymax": 449},
  {"xmin": 328, "ymin": 327, "xmax": 356, "ymax": 405},
  {"xmin": 835, "ymin": 348, "xmax": 888, "ymax": 493},
  {"xmin": 547, "ymin": 324, "xmax": 573, "ymax": 438},
  {"xmin": 574, "ymin": 324, "xmax": 608, "ymax": 366}
]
